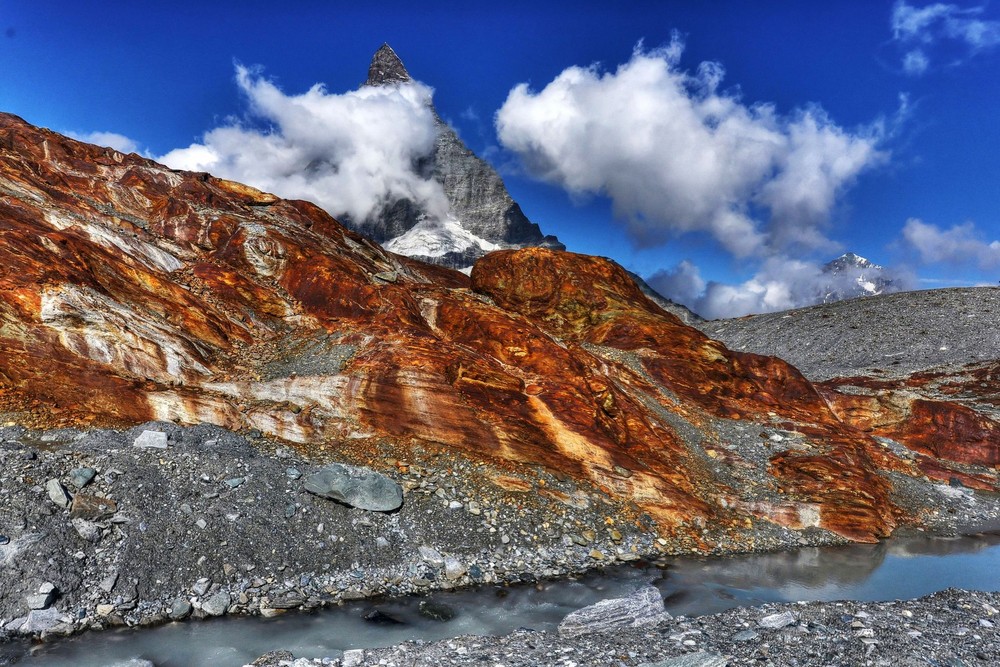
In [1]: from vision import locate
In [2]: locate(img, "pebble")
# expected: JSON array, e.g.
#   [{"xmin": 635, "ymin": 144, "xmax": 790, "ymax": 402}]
[
  {"xmin": 202, "ymin": 592, "xmax": 231, "ymax": 617},
  {"xmin": 169, "ymin": 598, "xmax": 192, "ymax": 620},
  {"xmin": 759, "ymin": 610, "xmax": 797, "ymax": 629},
  {"xmin": 45, "ymin": 478, "xmax": 71, "ymax": 508},
  {"xmin": 133, "ymin": 430, "xmax": 168, "ymax": 449},
  {"xmin": 67, "ymin": 467, "xmax": 97, "ymax": 489}
]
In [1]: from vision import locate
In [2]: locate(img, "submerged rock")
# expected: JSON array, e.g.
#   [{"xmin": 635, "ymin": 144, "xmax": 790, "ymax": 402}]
[{"xmin": 303, "ymin": 463, "xmax": 403, "ymax": 512}]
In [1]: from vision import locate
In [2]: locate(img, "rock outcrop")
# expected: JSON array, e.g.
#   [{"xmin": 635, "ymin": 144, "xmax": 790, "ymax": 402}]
[
  {"xmin": 347, "ymin": 44, "xmax": 563, "ymax": 269},
  {"xmin": 1, "ymin": 112, "xmax": 998, "ymax": 550}
]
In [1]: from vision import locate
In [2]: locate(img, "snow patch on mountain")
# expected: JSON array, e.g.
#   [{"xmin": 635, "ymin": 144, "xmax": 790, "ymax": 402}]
[
  {"xmin": 820, "ymin": 252, "xmax": 896, "ymax": 302},
  {"xmin": 383, "ymin": 215, "xmax": 499, "ymax": 259}
]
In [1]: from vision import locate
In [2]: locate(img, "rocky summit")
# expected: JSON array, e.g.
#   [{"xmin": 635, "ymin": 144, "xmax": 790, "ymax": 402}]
[{"xmin": 349, "ymin": 44, "xmax": 564, "ymax": 269}]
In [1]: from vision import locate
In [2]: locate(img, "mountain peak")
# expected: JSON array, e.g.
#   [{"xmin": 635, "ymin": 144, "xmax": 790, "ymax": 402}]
[
  {"xmin": 826, "ymin": 252, "xmax": 880, "ymax": 271},
  {"xmin": 366, "ymin": 43, "xmax": 410, "ymax": 86}
]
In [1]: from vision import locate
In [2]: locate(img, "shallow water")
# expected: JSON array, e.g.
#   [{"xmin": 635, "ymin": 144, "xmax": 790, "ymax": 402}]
[{"xmin": 6, "ymin": 531, "xmax": 1000, "ymax": 666}]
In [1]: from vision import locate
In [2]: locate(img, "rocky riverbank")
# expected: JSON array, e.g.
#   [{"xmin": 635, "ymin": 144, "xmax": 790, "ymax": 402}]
[
  {"xmin": 251, "ymin": 588, "xmax": 1000, "ymax": 667},
  {"xmin": 2, "ymin": 419, "xmax": 997, "ymax": 646}
]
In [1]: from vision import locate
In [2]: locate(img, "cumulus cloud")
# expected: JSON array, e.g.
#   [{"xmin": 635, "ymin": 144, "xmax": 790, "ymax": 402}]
[
  {"xmin": 900, "ymin": 218, "xmax": 1000, "ymax": 268},
  {"xmin": 891, "ymin": 1, "xmax": 1000, "ymax": 74},
  {"xmin": 159, "ymin": 65, "xmax": 449, "ymax": 225},
  {"xmin": 648, "ymin": 257, "xmax": 913, "ymax": 320},
  {"xmin": 67, "ymin": 130, "xmax": 143, "ymax": 155},
  {"xmin": 495, "ymin": 39, "xmax": 886, "ymax": 259}
]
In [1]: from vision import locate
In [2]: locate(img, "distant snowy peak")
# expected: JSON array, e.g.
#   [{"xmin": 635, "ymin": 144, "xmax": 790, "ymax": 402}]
[
  {"xmin": 348, "ymin": 44, "xmax": 563, "ymax": 271},
  {"xmin": 824, "ymin": 252, "xmax": 881, "ymax": 273},
  {"xmin": 820, "ymin": 252, "xmax": 895, "ymax": 302},
  {"xmin": 383, "ymin": 216, "xmax": 500, "ymax": 258}
]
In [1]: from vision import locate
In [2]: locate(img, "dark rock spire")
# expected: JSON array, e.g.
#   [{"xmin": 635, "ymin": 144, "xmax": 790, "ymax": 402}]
[{"xmin": 366, "ymin": 43, "xmax": 410, "ymax": 86}]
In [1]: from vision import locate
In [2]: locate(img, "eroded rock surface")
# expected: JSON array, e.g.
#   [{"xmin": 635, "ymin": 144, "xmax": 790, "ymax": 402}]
[{"xmin": 0, "ymin": 111, "xmax": 997, "ymax": 562}]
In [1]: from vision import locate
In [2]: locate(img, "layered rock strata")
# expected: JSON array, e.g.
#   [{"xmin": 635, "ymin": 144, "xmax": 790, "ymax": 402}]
[{"xmin": 0, "ymin": 112, "xmax": 997, "ymax": 555}]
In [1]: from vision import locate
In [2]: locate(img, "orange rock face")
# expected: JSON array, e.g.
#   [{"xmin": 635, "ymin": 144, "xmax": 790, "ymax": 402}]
[{"xmin": 0, "ymin": 112, "xmax": 996, "ymax": 548}]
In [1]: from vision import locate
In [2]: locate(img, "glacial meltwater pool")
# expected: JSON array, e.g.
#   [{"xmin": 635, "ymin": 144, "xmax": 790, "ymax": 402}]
[{"xmin": 5, "ymin": 530, "xmax": 1000, "ymax": 667}]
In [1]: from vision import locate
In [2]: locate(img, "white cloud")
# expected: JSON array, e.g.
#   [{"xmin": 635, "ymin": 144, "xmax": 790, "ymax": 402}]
[
  {"xmin": 495, "ymin": 39, "xmax": 886, "ymax": 259},
  {"xmin": 900, "ymin": 218, "xmax": 1000, "ymax": 268},
  {"xmin": 891, "ymin": 1, "xmax": 1000, "ymax": 74},
  {"xmin": 67, "ymin": 130, "xmax": 142, "ymax": 154},
  {"xmin": 648, "ymin": 256, "xmax": 912, "ymax": 320},
  {"xmin": 159, "ymin": 65, "xmax": 449, "ymax": 225},
  {"xmin": 903, "ymin": 48, "xmax": 931, "ymax": 74}
]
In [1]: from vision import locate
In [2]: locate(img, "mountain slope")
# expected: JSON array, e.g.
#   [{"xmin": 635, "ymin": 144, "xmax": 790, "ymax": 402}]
[
  {"xmin": 0, "ymin": 112, "xmax": 997, "ymax": 549},
  {"xmin": 344, "ymin": 44, "xmax": 563, "ymax": 269}
]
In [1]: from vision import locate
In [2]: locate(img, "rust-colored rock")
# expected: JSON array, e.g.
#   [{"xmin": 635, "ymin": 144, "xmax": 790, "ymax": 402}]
[{"xmin": 0, "ymin": 112, "xmax": 996, "ymax": 548}]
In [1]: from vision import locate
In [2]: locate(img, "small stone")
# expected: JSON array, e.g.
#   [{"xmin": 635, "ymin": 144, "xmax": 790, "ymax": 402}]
[
  {"xmin": 418, "ymin": 600, "xmax": 457, "ymax": 622},
  {"xmin": 733, "ymin": 629, "xmax": 759, "ymax": 641},
  {"xmin": 71, "ymin": 518, "xmax": 101, "ymax": 542},
  {"xmin": 444, "ymin": 557, "xmax": 466, "ymax": 581},
  {"xmin": 25, "ymin": 593, "xmax": 54, "ymax": 610},
  {"xmin": 169, "ymin": 598, "xmax": 192, "ymax": 620},
  {"xmin": 285, "ymin": 467, "xmax": 302, "ymax": 480},
  {"xmin": 202, "ymin": 592, "xmax": 231, "ymax": 617},
  {"xmin": 67, "ymin": 467, "xmax": 97, "ymax": 489},
  {"xmin": 196, "ymin": 518, "xmax": 207, "ymax": 530},
  {"xmin": 418, "ymin": 546, "xmax": 444, "ymax": 566},
  {"xmin": 342, "ymin": 649, "xmax": 366, "ymax": 667},
  {"xmin": 192, "ymin": 579, "xmax": 211, "ymax": 596},
  {"xmin": 224, "ymin": 477, "xmax": 245, "ymax": 489},
  {"xmin": 980, "ymin": 618, "xmax": 995, "ymax": 628},
  {"xmin": 759, "ymin": 611, "xmax": 797, "ymax": 629},
  {"xmin": 98, "ymin": 572, "xmax": 118, "ymax": 594},
  {"xmin": 45, "ymin": 479, "xmax": 72, "ymax": 508},
  {"xmin": 133, "ymin": 430, "xmax": 168, "ymax": 449},
  {"xmin": 71, "ymin": 494, "xmax": 117, "ymax": 520},
  {"xmin": 0, "ymin": 535, "xmax": 8, "ymax": 545},
  {"xmin": 589, "ymin": 549, "xmax": 605, "ymax": 560},
  {"xmin": 96, "ymin": 604, "xmax": 116, "ymax": 617},
  {"xmin": 363, "ymin": 609, "xmax": 404, "ymax": 625}
]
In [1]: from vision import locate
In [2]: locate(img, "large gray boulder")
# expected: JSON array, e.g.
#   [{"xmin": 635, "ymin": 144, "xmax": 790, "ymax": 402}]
[
  {"xmin": 557, "ymin": 585, "xmax": 670, "ymax": 638},
  {"xmin": 303, "ymin": 463, "xmax": 403, "ymax": 512}
]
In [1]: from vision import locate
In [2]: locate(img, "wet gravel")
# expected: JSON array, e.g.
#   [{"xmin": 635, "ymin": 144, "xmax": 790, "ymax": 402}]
[{"xmin": 251, "ymin": 588, "xmax": 1000, "ymax": 667}]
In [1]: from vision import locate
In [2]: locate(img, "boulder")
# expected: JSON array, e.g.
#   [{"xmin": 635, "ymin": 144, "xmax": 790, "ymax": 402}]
[
  {"xmin": 557, "ymin": 585, "xmax": 670, "ymax": 638},
  {"xmin": 303, "ymin": 463, "xmax": 403, "ymax": 512}
]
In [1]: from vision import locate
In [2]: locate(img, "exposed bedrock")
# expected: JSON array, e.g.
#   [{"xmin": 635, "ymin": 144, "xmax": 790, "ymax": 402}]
[{"xmin": 0, "ymin": 112, "xmax": 998, "ymax": 551}]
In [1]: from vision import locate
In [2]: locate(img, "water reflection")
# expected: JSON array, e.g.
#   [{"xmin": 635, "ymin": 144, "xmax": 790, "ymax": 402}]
[{"xmin": 6, "ymin": 531, "xmax": 1000, "ymax": 667}]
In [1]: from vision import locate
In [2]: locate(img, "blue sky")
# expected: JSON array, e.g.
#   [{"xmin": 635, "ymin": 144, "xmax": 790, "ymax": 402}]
[{"xmin": 2, "ymin": 1, "xmax": 999, "ymax": 317}]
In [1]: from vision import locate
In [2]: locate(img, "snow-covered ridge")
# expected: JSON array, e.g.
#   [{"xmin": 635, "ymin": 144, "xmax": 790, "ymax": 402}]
[{"xmin": 383, "ymin": 215, "xmax": 499, "ymax": 259}]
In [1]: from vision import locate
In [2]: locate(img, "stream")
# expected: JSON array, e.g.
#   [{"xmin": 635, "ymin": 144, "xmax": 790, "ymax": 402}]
[{"xmin": 4, "ymin": 530, "xmax": 1000, "ymax": 666}]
